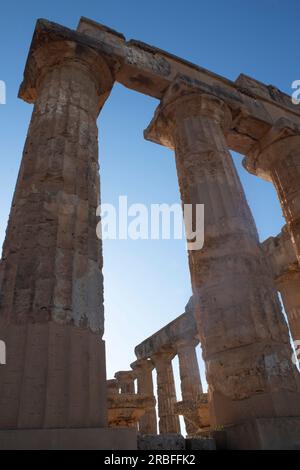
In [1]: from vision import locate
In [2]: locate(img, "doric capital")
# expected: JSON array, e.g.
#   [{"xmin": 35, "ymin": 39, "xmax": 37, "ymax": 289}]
[
  {"xmin": 144, "ymin": 78, "xmax": 232, "ymax": 149},
  {"xmin": 114, "ymin": 370, "xmax": 136, "ymax": 384},
  {"xmin": 107, "ymin": 379, "xmax": 119, "ymax": 395},
  {"xmin": 276, "ymin": 268, "xmax": 300, "ymax": 290},
  {"xmin": 151, "ymin": 350, "xmax": 175, "ymax": 368},
  {"xmin": 130, "ymin": 358, "xmax": 154, "ymax": 373},
  {"xmin": 175, "ymin": 336, "xmax": 199, "ymax": 353},
  {"xmin": 19, "ymin": 19, "xmax": 117, "ymax": 111},
  {"xmin": 244, "ymin": 118, "xmax": 300, "ymax": 181}
]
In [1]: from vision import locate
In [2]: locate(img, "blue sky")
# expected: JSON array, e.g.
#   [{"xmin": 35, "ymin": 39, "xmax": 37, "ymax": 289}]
[{"xmin": 0, "ymin": 1, "xmax": 297, "ymax": 398}]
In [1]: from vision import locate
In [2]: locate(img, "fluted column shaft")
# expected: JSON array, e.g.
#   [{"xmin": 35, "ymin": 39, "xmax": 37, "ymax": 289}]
[
  {"xmin": 131, "ymin": 359, "xmax": 157, "ymax": 434},
  {"xmin": 0, "ymin": 41, "xmax": 114, "ymax": 429},
  {"xmin": 177, "ymin": 338, "xmax": 202, "ymax": 435},
  {"xmin": 177, "ymin": 339, "xmax": 202, "ymax": 401},
  {"xmin": 145, "ymin": 85, "xmax": 300, "ymax": 426},
  {"xmin": 152, "ymin": 352, "xmax": 180, "ymax": 434}
]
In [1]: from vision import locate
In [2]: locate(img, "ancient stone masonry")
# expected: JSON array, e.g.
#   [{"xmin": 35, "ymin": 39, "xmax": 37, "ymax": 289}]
[
  {"xmin": 245, "ymin": 122, "xmax": 300, "ymax": 265},
  {"xmin": 0, "ymin": 28, "xmax": 115, "ymax": 431},
  {"xmin": 106, "ymin": 372, "xmax": 155, "ymax": 429},
  {"xmin": 110, "ymin": 301, "xmax": 209, "ymax": 437},
  {"xmin": 145, "ymin": 81, "xmax": 300, "ymax": 428},
  {"xmin": 131, "ymin": 359, "xmax": 157, "ymax": 434},
  {"xmin": 135, "ymin": 301, "xmax": 208, "ymax": 436},
  {"xmin": 0, "ymin": 17, "xmax": 137, "ymax": 449},
  {"xmin": 1, "ymin": 16, "xmax": 300, "ymax": 449},
  {"xmin": 262, "ymin": 226, "xmax": 300, "ymax": 344}
]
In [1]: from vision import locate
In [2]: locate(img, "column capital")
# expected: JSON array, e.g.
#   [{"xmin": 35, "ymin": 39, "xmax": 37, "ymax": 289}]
[
  {"xmin": 130, "ymin": 358, "xmax": 154, "ymax": 373},
  {"xmin": 244, "ymin": 118, "xmax": 300, "ymax": 182},
  {"xmin": 144, "ymin": 78, "xmax": 232, "ymax": 149},
  {"xmin": 114, "ymin": 370, "xmax": 136, "ymax": 383},
  {"xmin": 151, "ymin": 349, "xmax": 175, "ymax": 367},
  {"xmin": 19, "ymin": 19, "xmax": 117, "ymax": 111},
  {"xmin": 276, "ymin": 267, "xmax": 300, "ymax": 289},
  {"xmin": 175, "ymin": 336, "xmax": 199, "ymax": 352},
  {"xmin": 107, "ymin": 379, "xmax": 119, "ymax": 395}
]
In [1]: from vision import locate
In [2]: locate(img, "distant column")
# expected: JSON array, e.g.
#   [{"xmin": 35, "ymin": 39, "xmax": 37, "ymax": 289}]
[
  {"xmin": 115, "ymin": 371, "xmax": 136, "ymax": 394},
  {"xmin": 131, "ymin": 359, "xmax": 157, "ymax": 434},
  {"xmin": 176, "ymin": 338, "xmax": 203, "ymax": 435},
  {"xmin": 152, "ymin": 352, "xmax": 180, "ymax": 434}
]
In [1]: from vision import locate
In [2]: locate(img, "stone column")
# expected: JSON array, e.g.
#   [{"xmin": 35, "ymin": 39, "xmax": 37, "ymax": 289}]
[
  {"xmin": 152, "ymin": 351, "xmax": 180, "ymax": 434},
  {"xmin": 144, "ymin": 81, "xmax": 300, "ymax": 428},
  {"xmin": 244, "ymin": 123, "xmax": 300, "ymax": 265},
  {"xmin": 276, "ymin": 271, "xmax": 300, "ymax": 343},
  {"xmin": 107, "ymin": 379, "xmax": 119, "ymax": 396},
  {"xmin": 261, "ymin": 226, "xmax": 300, "ymax": 348},
  {"xmin": 176, "ymin": 338, "xmax": 203, "ymax": 435},
  {"xmin": 131, "ymin": 359, "xmax": 157, "ymax": 434},
  {"xmin": 115, "ymin": 371, "xmax": 136, "ymax": 394},
  {"xmin": 0, "ymin": 27, "xmax": 114, "ymax": 432}
]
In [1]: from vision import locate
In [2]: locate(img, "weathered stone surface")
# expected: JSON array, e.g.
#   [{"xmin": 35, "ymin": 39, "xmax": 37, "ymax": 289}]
[
  {"xmin": 137, "ymin": 433, "xmax": 185, "ymax": 450},
  {"xmin": 262, "ymin": 227, "xmax": 300, "ymax": 344},
  {"xmin": 131, "ymin": 359, "xmax": 157, "ymax": 434},
  {"xmin": 175, "ymin": 338, "xmax": 204, "ymax": 435},
  {"xmin": 107, "ymin": 393, "xmax": 155, "ymax": 428},
  {"xmin": 114, "ymin": 370, "xmax": 136, "ymax": 394},
  {"xmin": 245, "ymin": 121, "xmax": 300, "ymax": 266},
  {"xmin": 77, "ymin": 17, "xmax": 300, "ymax": 156},
  {"xmin": 185, "ymin": 437, "xmax": 216, "ymax": 450},
  {"xmin": 175, "ymin": 393, "xmax": 210, "ymax": 435},
  {"xmin": 152, "ymin": 351, "xmax": 180, "ymax": 434},
  {"xmin": 3, "ymin": 15, "xmax": 300, "ymax": 450},
  {"xmin": 222, "ymin": 417, "xmax": 300, "ymax": 450},
  {"xmin": 145, "ymin": 80, "xmax": 300, "ymax": 427},
  {"xmin": 0, "ymin": 427, "xmax": 137, "ymax": 450},
  {"xmin": 0, "ymin": 322, "xmax": 106, "ymax": 429},
  {"xmin": 135, "ymin": 301, "xmax": 197, "ymax": 360},
  {"xmin": 0, "ymin": 20, "xmax": 115, "ymax": 433}
]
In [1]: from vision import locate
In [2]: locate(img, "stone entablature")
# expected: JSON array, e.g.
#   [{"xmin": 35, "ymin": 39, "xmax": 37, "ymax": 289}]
[{"xmin": 135, "ymin": 301, "xmax": 198, "ymax": 360}]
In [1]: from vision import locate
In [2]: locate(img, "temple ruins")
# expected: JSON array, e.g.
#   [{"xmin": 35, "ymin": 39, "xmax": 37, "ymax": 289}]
[{"xmin": 0, "ymin": 16, "xmax": 300, "ymax": 449}]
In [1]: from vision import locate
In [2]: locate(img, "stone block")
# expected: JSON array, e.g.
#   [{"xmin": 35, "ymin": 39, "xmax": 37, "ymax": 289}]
[
  {"xmin": 185, "ymin": 437, "xmax": 216, "ymax": 450},
  {"xmin": 222, "ymin": 417, "xmax": 300, "ymax": 450},
  {"xmin": 0, "ymin": 427, "xmax": 137, "ymax": 450},
  {"xmin": 138, "ymin": 433, "xmax": 185, "ymax": 450}
]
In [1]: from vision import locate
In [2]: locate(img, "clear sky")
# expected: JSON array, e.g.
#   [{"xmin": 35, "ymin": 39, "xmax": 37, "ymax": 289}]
[{"xmin": 0, "ymin": 1, "xmax": 297, "ymax": 401}]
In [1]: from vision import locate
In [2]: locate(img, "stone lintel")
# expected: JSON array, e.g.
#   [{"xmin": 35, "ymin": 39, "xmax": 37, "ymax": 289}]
[{"xmin": 134, "ymin": 311, "xmax": 198, "ymax": 360}]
